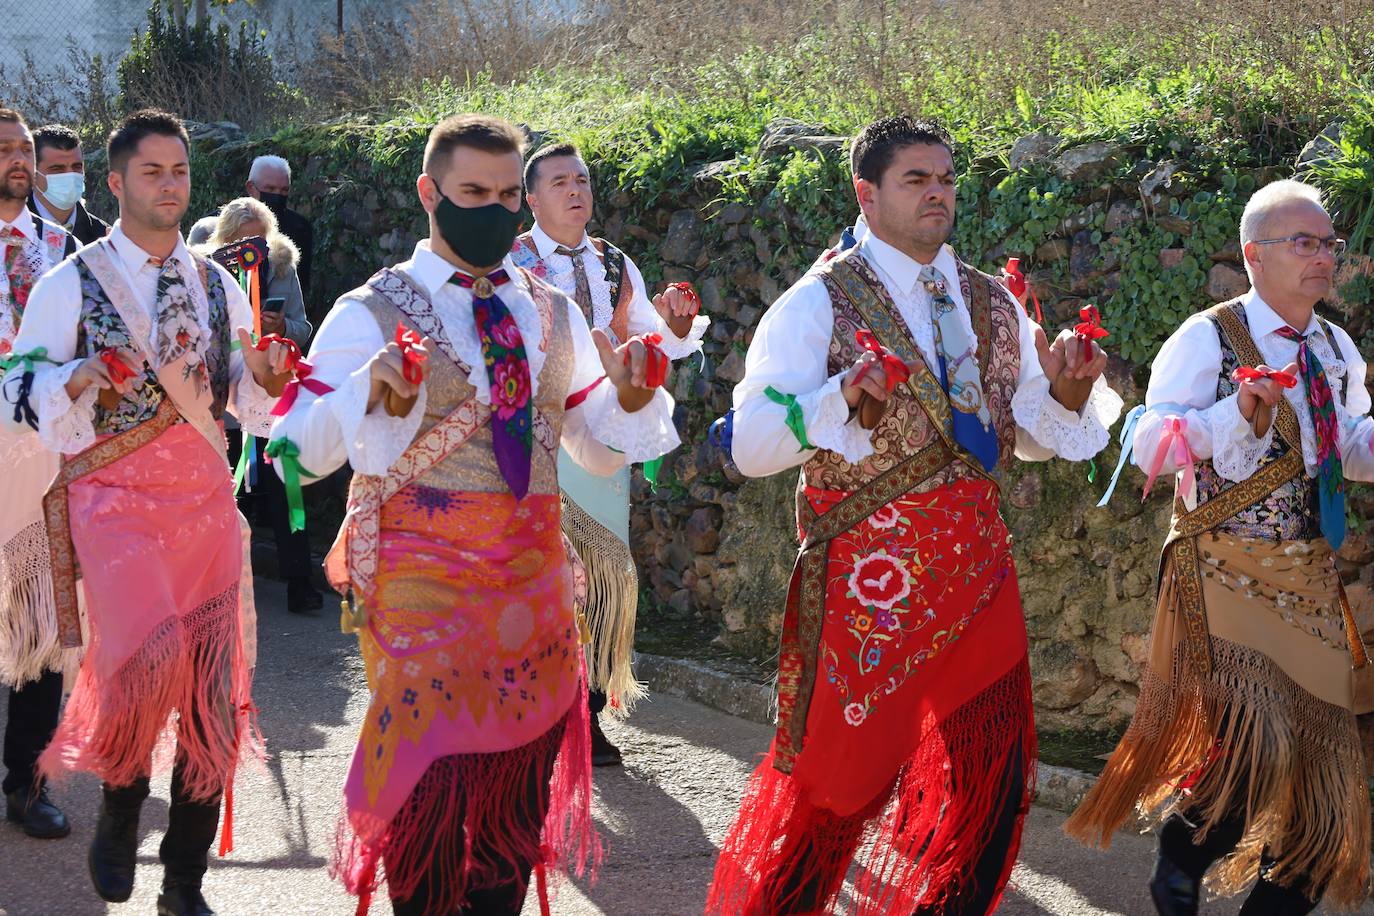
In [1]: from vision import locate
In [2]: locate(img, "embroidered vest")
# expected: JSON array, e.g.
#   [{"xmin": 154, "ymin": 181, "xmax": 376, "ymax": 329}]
[
  {"xmin": 802, "ymin": 248, "xmax": 1021, "ymax": 496},
  {"xmin": 72, "ymin": 251, "xmax": 231, "ymax": 435},
  {"xmin": 347, "ymin": 266, "xmax": 574, "ymax": 497},
  {"xmin": 1193, "ymin": 302, "xmax": 1329, "ymax": 540},
  {"xmin": 511, "ymin": 232, "xmax": 633, "ymax": 344}
]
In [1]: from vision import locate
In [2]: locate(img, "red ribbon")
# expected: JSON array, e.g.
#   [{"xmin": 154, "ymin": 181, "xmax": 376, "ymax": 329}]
[
  {"xmin": 1231, "ymin": 366, "xmax": 1298, "ymax": 389},
  {"xmin": 624, "ymin": 332, "xmax": 669, "ymax": 389},
  {"xmin": 1074, "ymin": 305, "xmax": 1109, "ymax": 361},
  {"xmin": 1003, "ymin": 257, "xmax": 1043, "ymax": 323},
  {"xmin": 853, "ymin": 329, "xmax": 911, "ymax": 391},
  {"xmin": 271, "ymin": 359, "xmax": 335, "ymax": 417},
  {"xmin": 254, "ymin": 333, "xmax": 302, "ymax": 372},
  {"xmin": 666, "ymin": 281, "xmax": 701, "ymax": 317},
  {"xmin": 99, "ymin": 348, "xmax": 138, "ymax": 384},
  {"xmin": 395, "ymin": 321, "xmax": 427, "ymax": 385},
  {"xmin": 564, "ymin": 375, "xmax": 605, "ymax": 411}
]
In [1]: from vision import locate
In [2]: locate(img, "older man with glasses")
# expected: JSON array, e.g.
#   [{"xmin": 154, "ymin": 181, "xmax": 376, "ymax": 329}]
[{"xmin": 1068, "ymin": 178, "xmax": 1374, "ymax": 915}]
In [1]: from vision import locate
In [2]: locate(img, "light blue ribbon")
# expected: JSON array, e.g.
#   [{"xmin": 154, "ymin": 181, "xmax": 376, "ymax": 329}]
[{"xmin": 1096, "ymin": 404, "xmax": 1146, "ymax": 507}]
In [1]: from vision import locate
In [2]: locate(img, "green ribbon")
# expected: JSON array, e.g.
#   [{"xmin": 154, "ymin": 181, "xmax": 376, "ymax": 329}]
[
  {"xmin": 642, "ymin": 456, "xmax": 664, "ymax": 490},
  {"xmin": 0, "ymin": 346, "xmax": 55, "ymax": 374},
  {"xmin": 1087, "ymin": 457, "xmax": 1098, "ymax": 484},
  {"xmin": 764, "ymin": 386, "xmax": 814, "ymax": 451},
  {"xmin": 263, "ymin": 437, "xmax": 318, "ymax": 532},
  {"xmin": 232, "ymin": 433, "xmax": 255, "ymax": 496}
]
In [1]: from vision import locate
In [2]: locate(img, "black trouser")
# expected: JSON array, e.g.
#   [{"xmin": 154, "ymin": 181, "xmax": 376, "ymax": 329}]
[
  {"xmin": 3, "ymin": 668, "xmax": 64, "ymax": 795},
  {"xmin": 1159, "ymin": 812, "xmax": 1322, "ymax": 915},
  {"xmin": 390, "ymin": 739, "xmax": 562, "ymax": 916},
  {"xmin": 587, "ymin": 688, "xmax": 607, "ymax": 720},
  {"xmin": 775, "ymin": 740, "xmax": 1027, "ymax": 916},
  {"xmin": 103, "ymin": 759, "xmax": 221, "ymax": 889},
  {"xmin": 226, "ymin": 429, "xmax": 312, "ymax": 582}
]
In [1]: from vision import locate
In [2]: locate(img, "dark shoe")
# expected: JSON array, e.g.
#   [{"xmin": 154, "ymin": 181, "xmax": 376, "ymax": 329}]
[
  {"xmin": 5, "ymin": 784, "xmax": 71, "ymax": 839},
  {"xmin": 286, "ymin": 578, "xmax": 323, "ymax": 616},
  {"xmin": 88, "ymin": 786, "xmax": 145, "ymax": 903},
  {"xmin": 157, "ymin": 882, "xmax": 216, "ymax": 916},
  {"xmin": 1149, "ymin": 851, "xmax": 1200, "ymax": 916},
  {"xmin": 590, "ymin": 717, "xmax": 623, "ymax": 767}
]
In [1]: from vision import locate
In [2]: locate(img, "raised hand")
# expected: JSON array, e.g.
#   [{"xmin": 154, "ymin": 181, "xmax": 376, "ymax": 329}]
[
  {"xmin": 653, "ymin": 282, "xmax": 700, "ymax": 338},
  {"xmin": 1237, "ymin": 361, "xmax": 1298, "ymax": 438},
  {"xmin": 592, "ymin": 327, "xmax": 656, "ymax": 413},
  {"xmin": 236, "ymin": 328, "xmax": 296, "ymax": 398},
  {"xmin": 361, "ymin": 333, "xmax": 434, "ymax": 418}
]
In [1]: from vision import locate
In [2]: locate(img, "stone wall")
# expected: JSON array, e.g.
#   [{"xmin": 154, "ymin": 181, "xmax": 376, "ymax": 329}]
[{"xmin": 89, "ymin": 117, "xmax": 1347, "ymax": 731}]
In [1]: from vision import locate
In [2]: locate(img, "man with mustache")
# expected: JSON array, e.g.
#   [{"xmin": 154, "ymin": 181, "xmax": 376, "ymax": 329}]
[
  {"xmin": 709, "ymin": 115, "xmax": 1122, "ymax": 915},
  {"xmin": 1068, "ymin": 179, "xmax": 1374, "ymax": 915},
  {"xmin": 268, "ymin": 114, "xmax": 679, "ymax": 915},
  {"xmin": 1, "ymin": 108, "xmax": 296, "ymax": 916},
  {"xmin": 514, "ymin": 141, "xmax": 709, "ymax": 766},
  {"xmin": 0, "ymin": 107, "xmax": 75, "ymax": 843}
]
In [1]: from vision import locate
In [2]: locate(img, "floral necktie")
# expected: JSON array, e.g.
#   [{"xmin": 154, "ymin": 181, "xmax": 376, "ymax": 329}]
[
  {"xmin": 2, "ymin": 226, "xmax": 36, "ymax": 321},
  {"xmin": 919, "ymin": 265, "xmax": 999, "ymax": 471},
  {"xmin": 450, "ymin": 268, "xmax": 533, "ymax": 500},
  {"xmin": 1275, "ymin": 325, "xmax": 1344, "ymax": 548},
  {"xmin": 153, "ymin": 257, "xmax": 210, "ymax": 396}
]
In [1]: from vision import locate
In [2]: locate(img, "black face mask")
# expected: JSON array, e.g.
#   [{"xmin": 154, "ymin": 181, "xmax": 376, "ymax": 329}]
[
  {"xmin": 258, "ymin": 191, "xmax": 288, "ymax": 215},
  {"xmin": 433, "ymin": 192, "xmax": 523, "ymax": 270}
]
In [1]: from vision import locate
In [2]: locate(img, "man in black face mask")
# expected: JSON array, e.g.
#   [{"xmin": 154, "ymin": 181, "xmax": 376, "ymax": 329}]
[
  {"xmin": 192, "ymin": 155, "xmax": 315, "ymax": 297},
  {"xmin": 267, "ymin": 113, "xmax": 682, "ymax": 916}
]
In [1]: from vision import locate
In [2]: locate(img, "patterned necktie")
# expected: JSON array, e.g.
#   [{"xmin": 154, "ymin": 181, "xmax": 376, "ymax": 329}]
[
  {"xmin": 554, "ymin": 244, "xmax": 595, "ymax": 322},
  {"xmin": 919, "ymin": 265, "xmax": 999, "ymax": 471},
  {"xmin": 450, "ymin": 268, "xmax": 533, "ymax": 500},
  {"xmin": 2, "ymin": 226, "xmax": 35, "ymax": 320},
  {"xmin": 1275, "ymin": 325, "xmax": 1345, "ymax": 548}
]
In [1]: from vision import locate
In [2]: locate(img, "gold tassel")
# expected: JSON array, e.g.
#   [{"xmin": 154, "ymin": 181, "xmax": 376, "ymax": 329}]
[
  {"xmin": 340, "ymin": 592, "xmax": 367, "ymax": 635},
  {"xmin": 560, "ymin": 494, "xmax": 647, "ymax": 717}
]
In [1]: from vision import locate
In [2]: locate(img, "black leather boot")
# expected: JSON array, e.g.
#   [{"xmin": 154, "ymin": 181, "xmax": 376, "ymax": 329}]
[
  {"xmin": 5, "ymin": 782, "xmax": 70, "ymax": 839},
  {"xmin": 88, "ymin": 778, "xmax": 149, "ymax": 902},
  {"xmin": 1149, "ymin": 849, "xmax": 1201, "ymax": 916},
  {"xmin": 157, "ymin": 880, "xmax": 217, "ymax": 916},
  {"xmin": 589, "ymin": 716, "xmax": 622, "ymax": 767}
]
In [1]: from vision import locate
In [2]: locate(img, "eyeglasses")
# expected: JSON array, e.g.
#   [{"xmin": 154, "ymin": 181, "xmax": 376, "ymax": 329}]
[{"xmin": 1252, "ymin": 234, "xmax": 1347, "ymax": 257}]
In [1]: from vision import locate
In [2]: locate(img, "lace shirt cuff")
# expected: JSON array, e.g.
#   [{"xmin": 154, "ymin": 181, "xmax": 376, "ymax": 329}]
[
  {"xmin": 327, "ymin": 362, "xmax": 427, "ymax": 476},
  {"xmin": 579, "ymin": 382, "xmax": 680, "ymax": 465},
  {"xmin": 233, "ymin": 372, "xmax": 278, "ymax": 438},
  {"xmin": 798, "ymin": 371, "xmax": 874, "ymax": 465},
  {"xmin": 1011, "ymin": 374, "xmax": 1123, "ymax": 462},
  {"xmin": 1205, "ymin": 391, "xmax": 1272, "ymax": 481},
  {"xmin": 656, "ymin": 314, "xmax": 710, "ymax": 361},
  {"xmin": 33, "ymin": 363, "xmax": 98, "ymax": 455}
]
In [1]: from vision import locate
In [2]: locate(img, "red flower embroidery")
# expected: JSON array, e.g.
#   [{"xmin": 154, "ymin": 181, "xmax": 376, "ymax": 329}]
[
  {"xmin": 491, "ymin": 315, "xmax": 522, "ymax": 350},
  {"xmin": 868, "ymin": 504, "xmax": 900, "ymax": 530},
  {"xmin": 492, "ymin": 354, "xmax": 530, "ymax": 420},
  {"xmin": 847, "ymin": 550, "xmax": 912, "ymax": 611}
]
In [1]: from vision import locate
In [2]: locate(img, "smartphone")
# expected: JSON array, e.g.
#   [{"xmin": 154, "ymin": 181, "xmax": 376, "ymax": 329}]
[{"xmin": 262, "ymin": 297, "xmax": 286, "ymax": 314}]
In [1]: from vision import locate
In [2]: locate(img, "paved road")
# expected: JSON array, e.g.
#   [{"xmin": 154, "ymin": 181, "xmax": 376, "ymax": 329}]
[{"xmin": 1, "ymin": 578, "xmax": 1370, "ymax": 915}]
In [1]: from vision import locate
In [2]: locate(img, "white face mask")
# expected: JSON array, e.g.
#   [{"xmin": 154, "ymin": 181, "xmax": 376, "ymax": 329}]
[{"xmin": 40, "ymin": 172, "xmax": 85, "ymax": 210}]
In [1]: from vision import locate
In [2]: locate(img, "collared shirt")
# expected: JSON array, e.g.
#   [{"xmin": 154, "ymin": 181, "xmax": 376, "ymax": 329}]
[
  {"xmin": 266, "ymin": 239, "xmax": 680, "ymax": 480},
  {"xmin": 1136, "ymin": 287, "xmax": 1374, "ymax": 482},
  {"xmin": 526, "ymin": 221, "xmax": 707, "ymax": 358},
  {"xmin": 729, "ymin": 229, "xmax": 1122, "ymax": 478}
]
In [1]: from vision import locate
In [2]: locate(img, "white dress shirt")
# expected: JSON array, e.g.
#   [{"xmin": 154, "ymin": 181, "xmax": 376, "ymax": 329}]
[
  {"xmin": 528, "ymin": 223, "xmax": 709, "ymax": 359},
  {"xmin": 0, "ymin": 222, "xmax": 275, "ymax": 453},
  {"xmin": 1135, "ymin": 288, "xmax": 1374, "ymax": 483},
  {"xmin": 731, "ymin": 232, "xmax": 1123, "ymax": 478},
  {"xmin": 267, "ymin": 240, "xmax": 680, "ymax": 480}
]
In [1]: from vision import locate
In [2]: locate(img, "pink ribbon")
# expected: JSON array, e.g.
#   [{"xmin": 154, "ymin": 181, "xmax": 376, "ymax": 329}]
[
  {"xmin": 271, "ymin": 359, "xmax": 334, "ymax": 417},
  {"xmin": 1143, "ymin": 416, "xmax": 1196, "ymax": 503}
]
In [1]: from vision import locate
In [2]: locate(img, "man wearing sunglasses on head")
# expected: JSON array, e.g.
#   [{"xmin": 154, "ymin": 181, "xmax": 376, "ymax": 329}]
[{"xmin": 1069, "ymin": 179, "xmax": 1374, "ymax": 915}]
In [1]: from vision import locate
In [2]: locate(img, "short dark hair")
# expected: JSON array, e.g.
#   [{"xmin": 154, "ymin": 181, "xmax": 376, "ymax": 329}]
[
  {"xmin": 423, "ymin": 114, "xmax": 525, "ymax": 181},
  {"xmin": 524, "ymin": 141, "xmax": 584, "ymax": 190},
  {"xmin": 107, "ymin": 108, "xmax": 190, "ymax": 173},
  {"xmin": 34, "ymin": 124, "xmax": 80, "ymax": 162},
  {"xmin": 0, "ymin": 108, "xmax": 28, "ymax": 129},
  {"xmin": 850, "ymin": 116, "xmax": 954, "ymax": 184}
]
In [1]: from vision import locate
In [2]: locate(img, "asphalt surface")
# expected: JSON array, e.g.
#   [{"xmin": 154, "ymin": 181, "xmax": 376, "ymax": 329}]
[{"xmin": 1, "ymin": 577, "xmax": 1371, "ymax": 915}]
